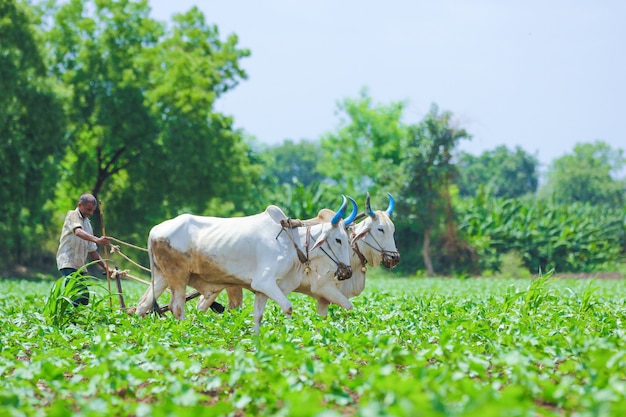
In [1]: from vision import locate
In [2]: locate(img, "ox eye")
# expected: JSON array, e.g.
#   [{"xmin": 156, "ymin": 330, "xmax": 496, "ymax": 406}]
[
  {"xmin": 335, "ymin": 238, "xmax": 342, "ymax": 244},
  {"xmin": 378, "ymin": 228, "xmax": 385, "ymax": 233}
]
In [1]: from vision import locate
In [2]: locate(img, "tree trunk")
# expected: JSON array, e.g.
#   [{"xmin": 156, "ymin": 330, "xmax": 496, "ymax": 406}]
[{"xmin": 423, "ymin": 227, "xmax": 434, "ymax": 276}]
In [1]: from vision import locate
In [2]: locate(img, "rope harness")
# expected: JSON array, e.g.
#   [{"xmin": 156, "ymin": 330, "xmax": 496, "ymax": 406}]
[
  {"xmin": 350, "ymin": 225, "xmax": 401, "ymax": 271},
  {"xmin": 277, "ymin": 218, "xmax": 351, "ymax": 280}
]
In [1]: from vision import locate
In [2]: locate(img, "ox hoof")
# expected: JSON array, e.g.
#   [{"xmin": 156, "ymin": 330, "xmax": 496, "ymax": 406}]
[{"xmin": 210, "ymin": 301, "xmax": 225, "ymax": 314}]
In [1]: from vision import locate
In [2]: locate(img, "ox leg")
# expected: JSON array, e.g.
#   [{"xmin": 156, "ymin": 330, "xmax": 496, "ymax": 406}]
[
  {"xmin": 311, "ymin": 283, "xmax": 353, "ymax": 314},
  {"xmin": 226, "ymin": 287, "xmax": 244, "ymax": 309},
  {"xmin": 136, "ymin": 274, "xmax": 169, "ymax": 317},
  {"xmin": 197, "ymin": 292, "xmax": 220, "ymax": 312},
  {"xmin": 250, "ymin": 280, "xmax": 293, "ymax": 318},
  {"xmin": 169, "ymin": 283, "xmax": 187, "ymax": 320},
  {"xmin": 196, "ymin": 287, "xmax": 244, "ymax": 312},
  {"xmin": 316, "ymin": 297, "xmax": 331, "ymax": 316},
  {"xmin": 252, "ymin": 293, "xmax": 269, "ymax": 334}
]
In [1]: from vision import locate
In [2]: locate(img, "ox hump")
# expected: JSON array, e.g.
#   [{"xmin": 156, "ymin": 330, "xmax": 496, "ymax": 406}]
[{"xmin": 265, "ymin": 205, "xmax": 289, "ymax": 225}]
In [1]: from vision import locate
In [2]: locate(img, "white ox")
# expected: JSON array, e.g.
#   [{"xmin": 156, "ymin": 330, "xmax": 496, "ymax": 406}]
[
  {"xmin": 202, "ymin": 193, "xmax": 400, "ymax": 316},
  {"xmin": 135, "ymin": 196, "xmax": 357, "ymax": 333},
  {"xmin": 299, "ymin": 193, "xmax": 400, "ymax": 315}
]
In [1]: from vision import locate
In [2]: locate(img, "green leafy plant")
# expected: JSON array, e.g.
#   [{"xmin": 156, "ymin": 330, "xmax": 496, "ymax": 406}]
[
  {"xmin": 42, "ymin": 264, "xmax": 112, "ymax": 326},
  {"xmin": 499, "ymin": 250, "xmax": 532, "ymax": 278},
  {"xmin": 5, "ymin": 274, "xmax": 626, "ymax": 416}
]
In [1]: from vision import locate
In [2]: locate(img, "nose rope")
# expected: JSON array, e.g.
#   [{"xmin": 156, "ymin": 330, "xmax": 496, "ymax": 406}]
[
  {"xmin": 352, "ymin": 229, "xmax": 399, "ymax": 269},
  {"xmin": 279, "ymin": 223, "xmax": 345, "ymax": 273},
  {"xmin": 319, "ymin": 244, "xmax": 340, "ymax": 266},
  {"xmin": 360, "ymin": 232, "xmax": 399, "ymax": 257}
]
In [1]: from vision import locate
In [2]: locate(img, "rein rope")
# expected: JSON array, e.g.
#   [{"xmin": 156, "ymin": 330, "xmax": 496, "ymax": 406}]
[
  {"xmin": 109, "ymin": 236, "xmax": 149, "ymax": 252},
  {"xmin": 319, "ymin": 246, "xmax": 340, "ymax": 267},
  {"xmin": 110, "ymin": 245, "xmax": 151, "ymax": 273},
  {"xmin": 278, "ymin": 219, "xmax": 345, "ymax": 274}
]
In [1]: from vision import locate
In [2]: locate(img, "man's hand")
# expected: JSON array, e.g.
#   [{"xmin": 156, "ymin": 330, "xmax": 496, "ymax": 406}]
[
  {"xmin": 102, "ymin": 267, "xmax": 116, "ymax": 276},
  {"xmin": 97, "ymin": 236, "xmax": 111, "ymax": 246}
]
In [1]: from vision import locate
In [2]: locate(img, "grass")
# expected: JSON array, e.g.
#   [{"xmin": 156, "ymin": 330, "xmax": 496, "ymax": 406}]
[{"xmin": 1, "ymin": 271, "xmax": 626, "ymax": 416}]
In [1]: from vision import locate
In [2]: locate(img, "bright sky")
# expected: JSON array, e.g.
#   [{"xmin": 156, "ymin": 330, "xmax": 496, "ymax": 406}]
[{"xmin": 149, "ymin": 0, "xmax": 625, "ymax": 168}]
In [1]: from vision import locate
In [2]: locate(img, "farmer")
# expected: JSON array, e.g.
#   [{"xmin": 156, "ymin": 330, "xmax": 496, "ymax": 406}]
[{"xmin": 56, "ymin": 193, "xmax": 111, "ymax": 306}]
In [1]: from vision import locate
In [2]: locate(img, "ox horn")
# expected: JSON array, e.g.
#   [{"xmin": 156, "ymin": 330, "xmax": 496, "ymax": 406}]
[
  {"xmin": 344, "ymin": 196, "xmax": 358, "ymax": 226},
  {"xmin": 386, "ymin": 193, "xmax": 395, "ymax": 216},
  {"xmin": 365, "ymin": 192, "xmax": 376, "ymax": 218},
  {"xmin": 331, "ymin": 195, "xmax": 348, "ymax": 226}
]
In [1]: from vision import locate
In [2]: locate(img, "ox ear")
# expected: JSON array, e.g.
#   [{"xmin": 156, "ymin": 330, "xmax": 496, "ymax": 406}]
[
  {"xmin": 311, "ymin": 226, "xmax": 332, "ymax": 250},
  {"xmin": 311, "ymin": 235, "xmax": 327, "ymax": 251},
  {"xmin": 351, "ymin": 227, "xmax": 370, "ymax": 245}
]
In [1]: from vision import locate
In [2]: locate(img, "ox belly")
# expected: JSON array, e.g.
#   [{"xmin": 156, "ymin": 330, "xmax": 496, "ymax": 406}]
[{"xmin": 151, "ymin": 237, "xmax": 256, "ymax": 292}]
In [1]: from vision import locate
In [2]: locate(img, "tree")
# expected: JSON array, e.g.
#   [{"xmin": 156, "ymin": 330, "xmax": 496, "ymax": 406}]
[
  {"xmin": 260, "ymin": 139, "xmax": 325, "ymax": 187},
  {"xmin": 0, "ymin": 0, "xmax": 66, "ymax": 267},
  {"xmin": 135, "ymin": 6, "xmax": 255, "ymax": 217},
  {"xmin": 319, "ymin": 88, "xmax": 407, "ymax": 199},
  {"xmin": 45, "ymin": 0, "xmax": 255, "ymax": 240},
  {"xmin": 540, "ymin": 141, "xmax": 626, "ymax": 208},
  {"xmin": 251, "ymin": 139, "xmax": 334, "ymax": 218},
  {"xmin": 395, "ymin": 104, "xmax": 471, "ymax": 276},
  {"xmin": 456, "ymin": 145, "xmax": 539, "ymax": 198}
]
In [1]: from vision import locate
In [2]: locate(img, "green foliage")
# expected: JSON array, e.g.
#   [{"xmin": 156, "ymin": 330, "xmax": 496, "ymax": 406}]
[
  {"xmin": 260, "ymin": 139, "xmax": 325, "ymax": 187},
  {"xmin": 394, "ymin": 104, "xmax": 472, "ymax": 276},
  {"xmin": 43, "ymin": 274, "xmax": 88, "ymax": 326},
  {"xmin": 3, "ymin": 275, "xmax": 626, "ymax": 415},
  {"xmin": 540, "ymin": 140, "xmax": 626, "ymax": 208},
  {"xmin": 4, "ymin": 0, "xmax": 624, "ymax": 280},
  {"xmin": 0, "ymin": 0, "xmax": 67, "ymax": 267},
  {"xmin": 456, "ymin": 145, "xmax": 539, "ymax": 198},
  {"xmin": 499, "ymin": 251, "xmax": 532, "ymax": 278},
  {"xmin": 319, "ymin": 88, "xmax": 408, "ymax": 197},
  {"xmin": 42, "ymin": 0, "xmax": 257, "ymax": 242},
  {"xmin": 457, "ymin": 190, "xmax": 625, "ymax": 274},
  {"xmin": 278, "ymin": 181, "xmax": 332, "ymax": 219},
  {"xmin": 42, "ymin": 266, "xmax": 113, "ymax": 327},
  {"xmin": 136, "ymin": 7, "xmax": 254, "ymax": 216}
]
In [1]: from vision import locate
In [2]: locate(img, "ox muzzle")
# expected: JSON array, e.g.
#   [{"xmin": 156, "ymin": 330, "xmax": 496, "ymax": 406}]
[
  {"xmin": 382, "ymin": 251, "xmax": 401, "ymax": 269},
  {"xmin": 335, "ymin": 262, "xmax": 352, "ymax": 281}
]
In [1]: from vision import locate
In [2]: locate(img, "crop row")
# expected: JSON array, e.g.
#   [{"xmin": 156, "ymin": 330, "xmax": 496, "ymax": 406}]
[{"xmin": 1, "ymin": 274, "xmax": 626, "ymax": 416}]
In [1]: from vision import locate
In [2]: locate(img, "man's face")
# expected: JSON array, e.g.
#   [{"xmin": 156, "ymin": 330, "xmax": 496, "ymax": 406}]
[{"xmin": 78, "ymin": 202, "xmax": 97, "ymax": 218}]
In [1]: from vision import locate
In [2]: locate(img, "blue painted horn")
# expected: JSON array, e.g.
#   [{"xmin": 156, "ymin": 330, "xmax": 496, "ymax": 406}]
[
  {"xmin": 331, "ymin": 195, "xmax": 348, "ymax": 226},
  {"xmin": 365, "ymin": 192, "xmax": 376, "ymax": 218},
  {"xmin": 386, "ymin": 193, "xmax": 395, "ymax": 216},
  {"xmin": 344, "ymin": 196, "xmax": 358, "ymax": 226}
]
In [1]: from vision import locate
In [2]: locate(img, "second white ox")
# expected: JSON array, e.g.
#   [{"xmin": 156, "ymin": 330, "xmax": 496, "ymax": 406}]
[
  {"xmin": 299, "ymin": 192, "xmax": 400, "ymax": 315},
  {"xmin": 200, "ymin": 193, "xmax": 400, "ymax": 316},
  {"xmin": 135, "ymin": 196, "xmax": 357, "ymax": 333}
]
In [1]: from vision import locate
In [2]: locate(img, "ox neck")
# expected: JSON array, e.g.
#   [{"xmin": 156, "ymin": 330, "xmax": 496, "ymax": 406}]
[{"xmin": 352, "ymin": 240, "xmax": 368, "ymax": 270}]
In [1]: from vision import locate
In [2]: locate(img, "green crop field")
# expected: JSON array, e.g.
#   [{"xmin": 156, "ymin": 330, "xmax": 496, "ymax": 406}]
[{"xmin": 2, "ymin": 272, "xmax": 626, "ymax": 416}]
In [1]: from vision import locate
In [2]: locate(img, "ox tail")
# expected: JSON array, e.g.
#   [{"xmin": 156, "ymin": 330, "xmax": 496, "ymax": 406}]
[{"xmin": 148, "ymin": 239, "xmax": 165, "ymax": 317}]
